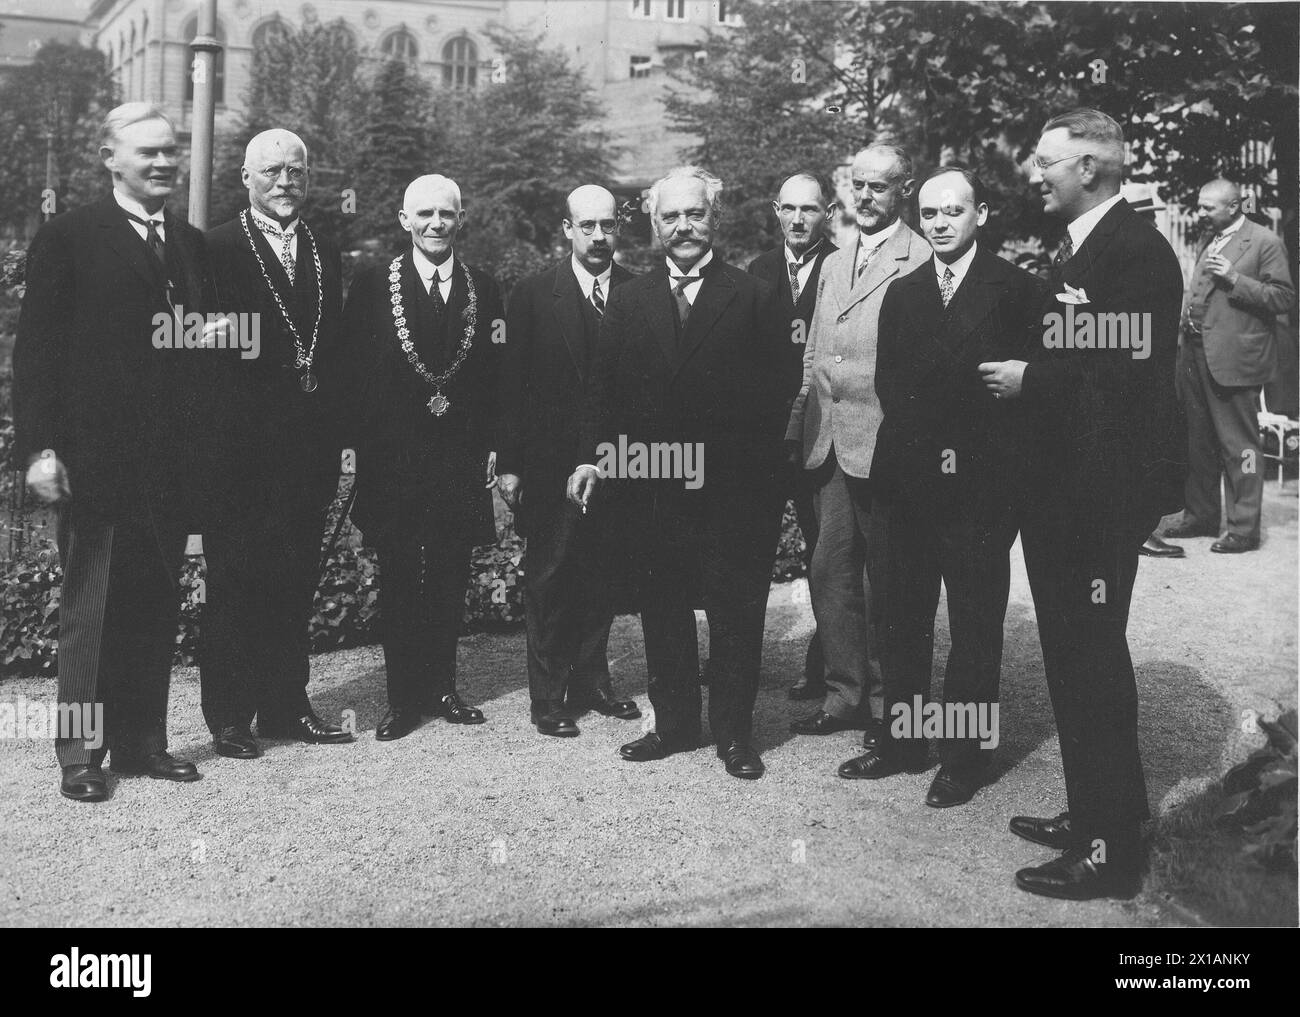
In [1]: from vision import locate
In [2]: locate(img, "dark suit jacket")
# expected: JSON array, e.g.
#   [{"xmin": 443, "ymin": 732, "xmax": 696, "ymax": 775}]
[
  {"xmin": 498, "ymin": 257, "xmax": 633, "ymax": 535},
  {"xmin": 746, "ymin": 241, "xmax": 836, "ymax": 412},
  {"xmin": 343, "ymin": 251, "xmax": 503, "ymax": 546},
  {"xmin": 1184, "ymin": 217, "xmax": 1295, "ymax": 388},
  {"xmin": 1021, "ymin": 198, "xmax": 1186, "ymax": 546},
  {"xmin": 204, "ymin": 212, "xmax": 346, "ymax": 520},
  {"xmin": 579, "ymin": 256, "xmax": 790, "ymax": 531},
  {"xmin": 14, "ymin": 192, "xmax": 223, "ymax": 527},
  {"xmin": 871, "ymin": 246, "xmax": 1045, "ymax": 518}
]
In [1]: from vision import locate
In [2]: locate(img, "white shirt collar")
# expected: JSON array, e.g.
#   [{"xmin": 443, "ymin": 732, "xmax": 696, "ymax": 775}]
[
  {"xmin": 785, "ymin": 239, "xmax": 826, "ymax": 267},
  {"xmin": 934, "ymin": 243, "xmax": 978, "ymax": 293},
  {"xmin": 858, "ymin": 218, "xmax": 901, "ymax": 253},
  {"xmin": 571, "ymin": 255, "xmax": 612, "ymax": 299},
  {"xmin": 412, "ymin": 245, "xmax": 455, "ymax": 287},
  {"xmin": 1215, "ymin": 214, "xmax": 1246, "ymax": 241},
  {"xmin": 249, "ymin": 205, "xmax": 299, "ymax": 237},
  {"xmin": 113, "ymin": 189, "xmax": 164, "ymax": 225},
  {"xmin": 1067, "ymin": 193, "xmax": 1124, "ymax": 251},
  {"xmin": 666, "ymin": 247, "xmax": 713, "ymax": 278}
]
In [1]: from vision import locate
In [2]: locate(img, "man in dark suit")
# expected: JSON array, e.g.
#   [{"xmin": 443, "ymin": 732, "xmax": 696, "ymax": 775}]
[
  {"xmin": 746, "ymin": 172, "xmax": 837, "ymax": 704},
  {"xmin": 200, "ymin": 129, "xmax": 353, "ymax": 759},
  {"xmin": 344, "ymin": 174, "xmax": 503, "ymax": 741},
  {"xmin": 15, "ymin": 103, "xmax": 224, "ymax": 800},
  {"xmin": 497, "ymin": 185, "xmax": 641, "ymax": 737},
  {"xmin": 568, "ymin": 165, "xmax": 790, "ymax": 780},
  {"xmin": 838, "ymin": 167, "xmax": 1043, "ymax": 807},
  {"xmin": 980, "ymin": 109, "xmax": 1185, "ymax": 899},
  {"xmin": 1165, "ymin": 178, "xmax": 1295, "ymax": 554}
]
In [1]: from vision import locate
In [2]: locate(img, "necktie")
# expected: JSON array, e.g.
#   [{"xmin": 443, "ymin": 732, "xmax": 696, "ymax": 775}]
[
  {"xmin": 855, "ymin": 242, "xmax": 879, "ymax": 285},
  {"xmin": 124, "ymin": 211, "xmax": 166, "ymax": 268},
  {"xmin": 788, "ymin": 260, "xmax": 802, "ymax": 303},
  {"xmin": 1054, "ymin": 233, "xmax": 1074, "ymax": 268},
  {"xmin": 940, "ymin": 266, "xmax": 955, "ymax": 307},
  {"xmin": 591, "ymin": 277, "xmax": 605, "ymax": 318},
  {"xmin": 253, "ymin": 215, "xmax": 296, "ymax": 283},
  {"xmin": 672, "ymin": 275, "xmax": 699, "ymax": 326}
]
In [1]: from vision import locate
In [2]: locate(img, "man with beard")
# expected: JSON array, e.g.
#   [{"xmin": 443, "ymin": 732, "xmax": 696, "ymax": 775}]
[
  {"xmin": 201, "ymin": 129, "xmax": 353, "ymax": 758},
  {"xmin": 497, "ymin": 185, "xmax": 641, "ymax": 737},
  {"xmin": 568, "ymin": 166, "xmax": 789, "ymax": 779},
  {"xmin": 980, "ymin": 109, "xmax": 1185, "ymax": 899},
  {"xmin": 344, "ymin": 174, "xmax": 503, "ymax": 741},
  {"xmin": 747, "ymin": 172, "xmax": 837, "ymax": 704},
  {"xmin": 785, "ymin": 145, "xmax": 931, "ymax": 754},
  {"xmin": 15, "ymin": 103, "xmax": 222, "ymax": 799}
]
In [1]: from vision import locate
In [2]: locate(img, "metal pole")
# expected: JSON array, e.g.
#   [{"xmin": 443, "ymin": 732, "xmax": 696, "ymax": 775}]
[{"xmin": 187, "ymin": 0, "xmax": 221, "ymax": 229}]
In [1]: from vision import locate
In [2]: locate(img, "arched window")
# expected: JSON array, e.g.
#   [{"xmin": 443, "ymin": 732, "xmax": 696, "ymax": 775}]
[
  {"xmin": 442, "ymin": 35, "xmax": 477, "ymax": 89},
  {"xmin": 381, "ymin": 28, "xmax": 419, "ymax": 64},
  {"xmin": 183, "ymin": 17, "xmax": 226, "ymax": 105},
  {"xmin": 252, "ymin": 18, "xmax": 288, "ymax": 54}
]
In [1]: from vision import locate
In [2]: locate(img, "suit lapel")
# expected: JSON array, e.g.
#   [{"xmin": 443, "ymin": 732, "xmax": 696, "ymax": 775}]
[
  {"xmin": 642, "ymin": 267, "xmax": 676, "ymax": 368},
  {"xmin": 838, "ymin": 226, "xmax": 913, "ymax": 315},
  {"xmin": 98, "ymin": 197, "xmax": 169, "ymax": 305},
  {"xmin": 553, "ymin": 259, "xmax": 588, "ymax": 377},
  {"xmin": 943, "ymin": 250, "xmax": 1004, "ymax": 352},
  {"xmin": 1219, "ymin": 221, "xmax": 1254, "ymax": 266},
  {"xmin": 1060, "ymin": 199, "xmax": 1131, "ymax": 292},
  {"xmin": 797, "ymin": 242, "xmax": 834, "ymax": 319},
  {"xmin": 676, "ymin": 260, "xmax": 735, "ymax": 376}
]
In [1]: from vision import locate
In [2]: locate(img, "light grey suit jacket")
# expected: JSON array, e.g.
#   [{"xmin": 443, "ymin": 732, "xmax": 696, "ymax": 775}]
[{"xmin": 785, "ymin": 221, "xmax": 930, "ymax": 477}]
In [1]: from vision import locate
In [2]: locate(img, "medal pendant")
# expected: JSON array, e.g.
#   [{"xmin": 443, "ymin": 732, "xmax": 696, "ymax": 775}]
[
  {"xmin": 300, "ymin": 371, "xmax": 318, "ymax": 393},
  {"xmin": 428, "ymin": 393, "xmax": 450, "ymax": 416}
]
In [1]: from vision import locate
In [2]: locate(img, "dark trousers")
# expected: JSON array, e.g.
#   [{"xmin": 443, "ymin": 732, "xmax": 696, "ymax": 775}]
[
  {"xmin": 199, "ymin": 466, "xmax": 339, "ymax": 732},
  {"xmin": 1020, "ymin": 505, "xmax": 1155, "ymax": 867},
  {"xmin": 523, "ymin": 498, "xmax": 613, "ymax": 711},
  {"xmin": 638, "ymin": 482, "xmax": 784, "ymax": 746},
  {"xmin": 790, "ymin": 479, "xmax": 825, "ymax": 683},
  {"xmin": 376, "ymin": 534, "xmax": 475, "ymax": 712},
  {"xmin": 878, "ymin": 498, "xmax": 1017, "ymax": 771},
  {"xmin": 1177, "ymin": 340, "xmax": 1265, "ymax": 540},
  {"xmin": 54, "ymin": 503, "xmax": 186, "ymax": 767}
]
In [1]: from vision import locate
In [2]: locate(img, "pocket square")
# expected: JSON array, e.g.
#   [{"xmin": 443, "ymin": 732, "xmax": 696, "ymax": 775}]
[{"xmin": 1054, "ymin": 282, "xmax": 1089, "ymax": 305}]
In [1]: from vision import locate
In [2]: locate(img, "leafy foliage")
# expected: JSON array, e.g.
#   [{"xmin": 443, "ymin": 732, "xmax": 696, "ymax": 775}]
[{"xmin": 1216, "ymin": 709, "xmax": 1298, "ymax": 871}]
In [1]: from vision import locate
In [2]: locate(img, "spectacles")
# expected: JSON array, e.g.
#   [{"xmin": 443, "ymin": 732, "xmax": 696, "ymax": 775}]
[
  {"xmin": 568, "ymin": 219, "xmax": 619, "ymax": 235},
  {"xmin": 1030, "ymin": 152, "xmax": 1090, "ymax": 173},
  {"xmin": 255, "ymin": 165, "xmax": 307, "ymax": 183}
]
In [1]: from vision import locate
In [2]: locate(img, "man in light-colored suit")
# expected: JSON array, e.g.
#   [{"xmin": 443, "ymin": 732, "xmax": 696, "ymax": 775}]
[
  {"xmin": 784, "ymin": 144, "xmax": 930, "ymax": 746},
  {"xmin": 1165, "ymin": 179, "xmax": 1296, "ymax": 553}
]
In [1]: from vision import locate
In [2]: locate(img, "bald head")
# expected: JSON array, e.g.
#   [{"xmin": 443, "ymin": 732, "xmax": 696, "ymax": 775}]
[
  {"xmin": 1196, "ymin": 178, "xmax": 1244, "ymax": 234},
  {"xmin": 564, "ymin": 185, "xmax": 619, "ymax": 274},
  {"xmin": 399, "ymin": 174, "xmax": 465, "ymax": 263},
  {"xmin": 242, "ymin": 129, "xmax": 309, "ymax": 225}
]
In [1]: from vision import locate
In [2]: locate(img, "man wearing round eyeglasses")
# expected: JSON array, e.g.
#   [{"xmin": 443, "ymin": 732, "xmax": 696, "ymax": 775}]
[
  {"xmin": 201, "ymin": 129, "xmax": 353, "ymax": 760},
  {"xmin": 980, "ymin": 108, "xmax": 1185, "ymax": 900},
  {"xmin": 497, "ymin": 185, "xmax": 641, "ymax": 738}
]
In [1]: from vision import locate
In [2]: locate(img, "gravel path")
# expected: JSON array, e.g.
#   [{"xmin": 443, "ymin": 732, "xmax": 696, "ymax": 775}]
[{"xmin": 1, "ymin": 486, "xmax": 1294, "ymax": 927}]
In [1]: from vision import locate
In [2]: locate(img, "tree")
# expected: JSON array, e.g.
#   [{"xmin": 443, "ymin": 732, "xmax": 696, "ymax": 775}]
[
  {"xmin": 0, "ymin": 42, "xmax": 118, "ymax": 237},
  {"xmin": 667, "ymin": 1, "xmax": 1298, "ymax": 257}
]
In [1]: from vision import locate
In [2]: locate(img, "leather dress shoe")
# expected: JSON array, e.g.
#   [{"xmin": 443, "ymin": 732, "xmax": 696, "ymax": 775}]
[
  {"xmin": 1139, "ymin": 534, "xmax": 1185, "ymax": 558},
  {"xmin": 1009, "ymin": 811, "xmax": 1073, "ymax": 849},
  {"xmin": 1163, "ymin": 520, "xmax": 1218, "ymax": 539},
  {"xmin": 259, "ymin": 710, "xmax": 353, "ymax": 744},
  {"xmin": 431, "ymin": 692, "xmax": 486, "ymax": 725},
  {"xmin": 788, "ymin": 676, "xmax": 828, "ymax": 701},
  {"xmin": 212, "ymin": 725, "xmax": 261, "ymax": 759},
  {"xmin": 570, "ymin": 689, "xmax": 641, "ymax": 720},
  {"xmin": 790, "ymin": 708, "xmax": 848, "ymax": 735},
  {"xmin": 535, "ymin": 712, "xmax": 580, "ymax": 737},
  {"xmin": 1211, "ymin": 533, "xmax": 1259, "ymax": 553},
  {"xmin": 376, "ymin": 709, "xmax": 423, "ymax": 742},
  {"xmin": 618, "ymin": 731, "xmax": 697, "ymax": 761},
  {"xmin": 717, "ymin": 740, "xmax": 764, "ymax": 779},
  {"xmin": 60, "ymin": 764, "xmax": 108, "ymax": 802},
  {"xmin": 111, "ymin": 750, "xmax": 200, "ymax": 782},
  {"xmin": 837, "ymin": 746, "xmax": 926, "ymax": 780},
  {"xmin": 1015, "ymin": 848, "xmax": 1140, "ymax": 900},
  {"xmin": 925, "ymin": 765, "xmax": 981, "ymax": 807}
]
